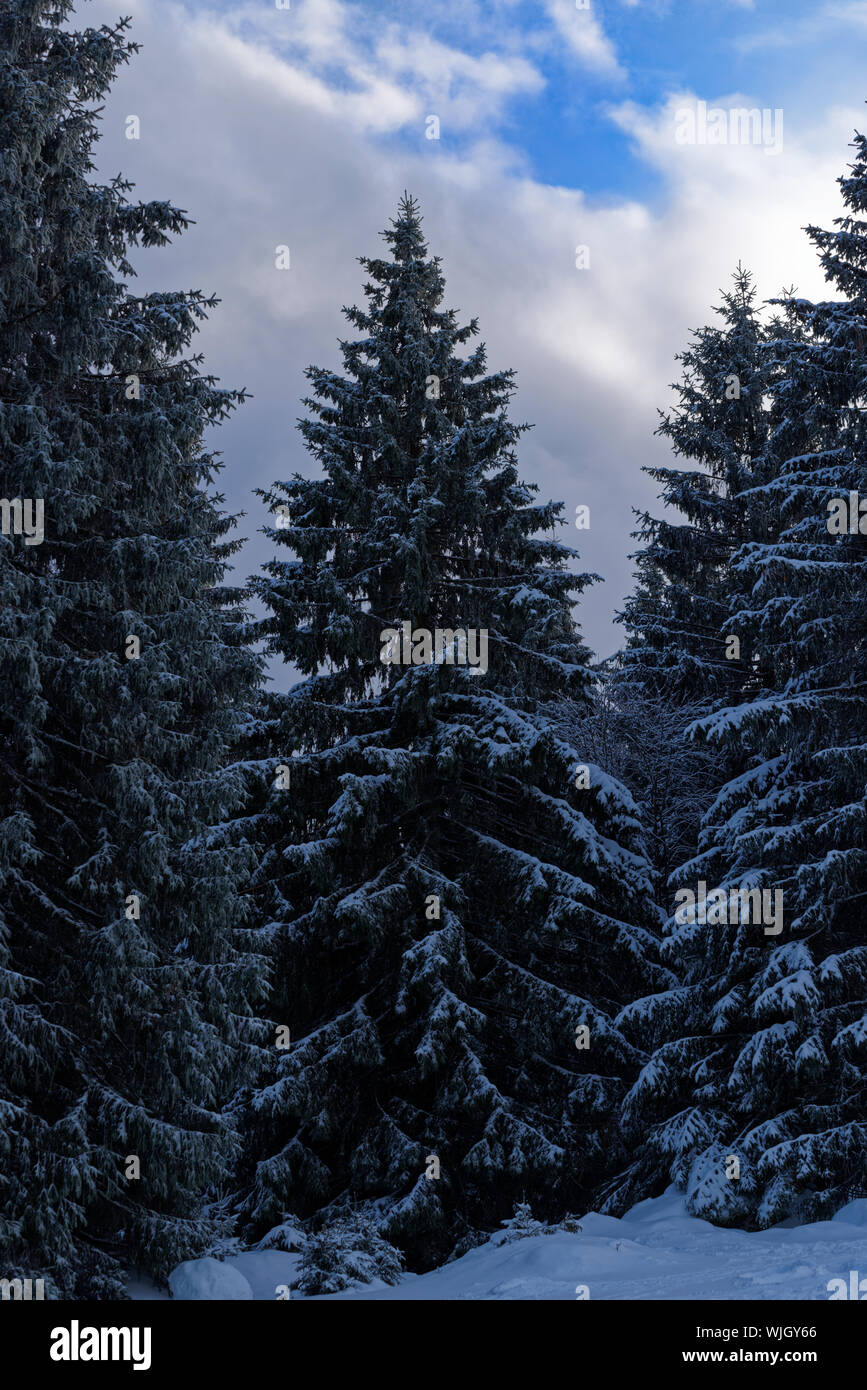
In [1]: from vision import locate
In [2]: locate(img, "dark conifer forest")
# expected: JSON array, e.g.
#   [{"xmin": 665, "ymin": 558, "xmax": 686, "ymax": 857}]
[{"xmin": 0, "ymin": 0, "xmax": 864, "ymax": 1314}]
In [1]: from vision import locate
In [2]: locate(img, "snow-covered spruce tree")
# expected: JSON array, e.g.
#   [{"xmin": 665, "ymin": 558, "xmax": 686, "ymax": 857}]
[
  {"xmin": 0, "ymin": 1, "xmax": 265, "ymax": 1296},
  {"xmin": 295, "ymin": 1211, "xmax": 404, "ymax": 1296},
  {"xmin": 613, "ymin": 269, "xmax": 804, "ymax": 901},
  {"xmin": 618, "ymin": 266, "xmax": 780, "ymax": 711},
  {"xmin": 606, "ymin": 138, "xmax": 867, "ymax": 1227},
  {"xmin": 237, "ymin": 196, "xmax": 670, "ymax": 1267},
  {"xmin": 495, "ymin": 1200, "xmax": 549, "ymax": 1243}
]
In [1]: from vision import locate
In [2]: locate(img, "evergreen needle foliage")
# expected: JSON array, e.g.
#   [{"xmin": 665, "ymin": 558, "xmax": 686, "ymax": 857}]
[
  {"xmin": 237, "ymin": 197, "xmax": 668, "ymax": 1267},
  {"xmin": 0, "ymin": 0, "xmax": 267, "ymax": 1296}
]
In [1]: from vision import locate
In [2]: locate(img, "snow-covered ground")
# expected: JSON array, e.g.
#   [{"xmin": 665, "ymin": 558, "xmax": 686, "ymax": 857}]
[{"xmin": 131, "ymin": 1187, "xmax": 867, "ymax": 1301}]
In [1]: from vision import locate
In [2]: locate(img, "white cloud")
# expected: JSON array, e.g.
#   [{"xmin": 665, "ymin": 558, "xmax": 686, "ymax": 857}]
[
  {"xmin": 543, "ymin": 0, "xmax": 625, "ymax": 77},
  {"xmin": 181, "ymin": 0, "xmax": 545, "ymax": 135},
  {"xmin": 373, "ymin": 30, "xmax": 545, "ymax": 129},
  {"xmin": 735, "ymin": 0, "xmax": 867, "ymax": 51}
]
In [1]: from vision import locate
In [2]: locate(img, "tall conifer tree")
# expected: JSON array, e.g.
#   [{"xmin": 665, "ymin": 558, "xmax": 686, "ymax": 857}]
[
  {"xmin": 609, "ymin": 270, "xmax": 783, "ymax": 899},
  {"xmin": 619, "ymin": 266, "xmax": 778, "ymax": 709},
  {"xmin": 0, "ymin": 0, "xmax": 265, "ymax": 1296},
  {"xmin": 608, "ymin": 140, "xmax": 867, "ymax": 1227},
  {"xmin": 239, "ymin": 197, "xmax": 669, "ymax": 1266}
]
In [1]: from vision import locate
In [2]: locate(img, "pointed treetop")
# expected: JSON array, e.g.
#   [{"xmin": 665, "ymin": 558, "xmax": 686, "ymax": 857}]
[
  {"xmin": 397, "ymin": 190, "xmax": 422, "ymax": 224},
  {"xmin": 383, "ymin": 191, "xmax": 428, "ymax": 264}
]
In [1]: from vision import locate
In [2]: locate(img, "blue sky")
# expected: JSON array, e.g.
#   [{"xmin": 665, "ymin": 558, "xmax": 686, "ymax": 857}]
[{"xmin": 81, "ymin": 0, "xmax": 867, "ymax": 676}]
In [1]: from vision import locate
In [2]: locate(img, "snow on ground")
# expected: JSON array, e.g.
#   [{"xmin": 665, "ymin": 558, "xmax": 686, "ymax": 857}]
[{"xmin": 132, "ymin": 1187, "xmax": 867, "ymax": 1301}]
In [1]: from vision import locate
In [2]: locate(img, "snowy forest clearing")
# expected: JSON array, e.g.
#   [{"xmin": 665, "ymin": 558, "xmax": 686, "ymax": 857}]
[{"xmin": 130, "ymin": 1190, "xmax": 867, "ymax": 1301}]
